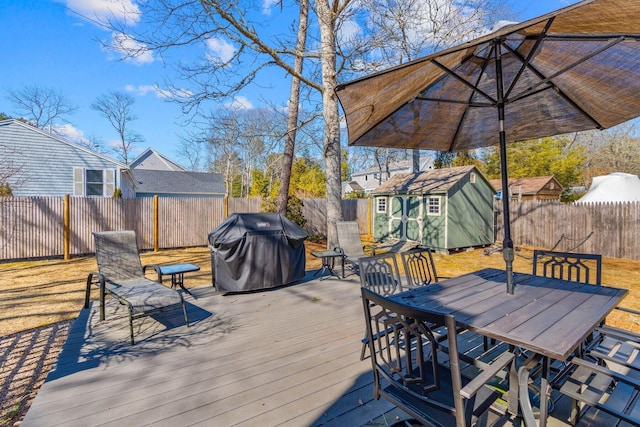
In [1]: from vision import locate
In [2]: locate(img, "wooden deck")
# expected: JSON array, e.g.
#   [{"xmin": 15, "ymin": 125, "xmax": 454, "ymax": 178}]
[{"xmin": 23, "ymin": 271, "xmax": 576, "ymax": 426}]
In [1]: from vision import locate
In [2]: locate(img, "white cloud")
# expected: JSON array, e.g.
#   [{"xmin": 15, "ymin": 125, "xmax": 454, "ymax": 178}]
[
  {"xmin": 205, "ymin": 38, "xmax": 236, "ymax": 64},
  {"xmin": 107, "ymin": 32, "xmax": 154, "ymax": 65},
  {"xmin": 51, "ymin": 124, "xmax": 91, "ymax": 146},
  {"xmin": 62, "ymin": 0, "xmax": 141, "ymax": 25},
  {"xmin": 225, "ymin": 96, "xmax": 254, "ymax": 111},
  {"xmin": 124, "ymin": 84, "xmax": 192, "ymax": 99},
  {"xmin": 261, "ymin": 0, "xmax": 279, "ymax": 15}
]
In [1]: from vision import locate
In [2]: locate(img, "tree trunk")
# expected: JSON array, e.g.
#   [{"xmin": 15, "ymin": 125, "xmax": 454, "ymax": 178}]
[
  {"xmin": 317, "ymin": 0, "xmax": 343, "ymax": 249},
  {"xmin": 277, "ymin": 0, "xmax": 309, "ymax": 215}
]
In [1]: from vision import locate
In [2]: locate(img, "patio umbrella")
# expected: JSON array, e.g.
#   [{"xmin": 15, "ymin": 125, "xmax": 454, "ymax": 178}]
[{"xmin": 335, "ymin": 0, "xmax": 640, "ymax": 294}]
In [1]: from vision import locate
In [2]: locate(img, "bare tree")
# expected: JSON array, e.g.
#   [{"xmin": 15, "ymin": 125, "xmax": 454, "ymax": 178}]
[
  {"xmin": 579, "ymin": 121, "xmax": 640, "ymax": 183},
  {"xmin": 278, "ymin": 0, "xmax": 309, "ymax": 215},
  {"xmin": 352, "ymin": 0, "xmax": 512, "ymax": 173},
  {"xmin": 91, "ymin": 91, "xmax": 144, "ymax": 163},
  {"xmin": 5, "ymin": 85, "xmax": 77, "ymax": 130}
]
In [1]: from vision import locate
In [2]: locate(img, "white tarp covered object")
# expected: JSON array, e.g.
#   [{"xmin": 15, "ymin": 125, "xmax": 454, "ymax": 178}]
[{"xmin": 576, "ymin": 172, "xmax": 640, "ymax": 203}]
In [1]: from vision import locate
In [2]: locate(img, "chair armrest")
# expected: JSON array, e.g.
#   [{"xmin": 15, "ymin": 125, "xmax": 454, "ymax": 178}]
[
  {"xmin": 143, "ymin": 264, "xmax": 162, "ymax": 282},
  {"xmin": 84, "ymin": 271, "xmax": 104, "ymax": 308},
  {"xmin": 460, "ymin": 351, "xmax": 515, "ymax": 399},
  {"xmin": 615, "ymin": 306, "xmax": 640, "ymax": 316}
]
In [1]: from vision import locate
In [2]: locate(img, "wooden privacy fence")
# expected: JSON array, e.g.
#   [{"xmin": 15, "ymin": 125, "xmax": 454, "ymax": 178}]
[
  {"xmin": 494, "ymin": 200, "xmax": 640, "ymax": 260},
  {"xmin": 0, "ymin": 196, "xmax": 370, "ymax": 261}
]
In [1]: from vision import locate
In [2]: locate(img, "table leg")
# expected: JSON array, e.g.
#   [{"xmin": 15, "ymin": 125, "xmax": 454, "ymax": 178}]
[{"xmin": 171, "ymin": 272, "xmax": 193, "ymax": 295}]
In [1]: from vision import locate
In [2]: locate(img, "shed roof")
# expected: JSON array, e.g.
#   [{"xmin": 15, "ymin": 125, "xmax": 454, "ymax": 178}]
[
  {"xmin": 372, "ymin": 165, "xmax": 479, "ymax": 195},
  {"xmin": 131, "ymin": 169, "xmax": 226, "ymax": 196},
  {"xmin": 488, "ymin": 176, "xmax": 562, "ymax": 195}
]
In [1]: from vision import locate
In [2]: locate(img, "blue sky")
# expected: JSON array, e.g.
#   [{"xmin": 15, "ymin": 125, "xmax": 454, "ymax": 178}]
[{"xmin": 1, "ymin": 0, "xmax": 579, "ymax": 166}]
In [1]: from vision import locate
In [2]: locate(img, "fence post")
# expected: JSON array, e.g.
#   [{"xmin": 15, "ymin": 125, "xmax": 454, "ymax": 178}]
[
  {"xmin": 224, "ymin": 195, "xmax": 229, "ymax": 218},
  {"xmin": 64, "ymin": 194, "xmax": 70, "ymax": 260},
  {"xmin": 154, "ymin": 195, "xmax": 159, "ymax": 252}
]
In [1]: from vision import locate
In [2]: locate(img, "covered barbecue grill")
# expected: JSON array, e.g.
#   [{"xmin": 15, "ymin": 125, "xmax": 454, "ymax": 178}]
[{"xmin": 208, "ymin": 213, "xmax": 308, "ymax": 292}]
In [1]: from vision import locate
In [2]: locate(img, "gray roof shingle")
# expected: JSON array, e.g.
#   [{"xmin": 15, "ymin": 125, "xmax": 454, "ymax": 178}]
[{"xmin": 131, "ymin": 169, "xmax": 226, "ymax": 196}]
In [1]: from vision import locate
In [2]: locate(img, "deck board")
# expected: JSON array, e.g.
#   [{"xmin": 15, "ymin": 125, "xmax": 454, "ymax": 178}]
[
  {"xmin": 23, "ymin": 272, "xmax": 576, "ymax": 426},
  {"xmin": 22, "ymin": 274, "xmax": 394, "ymax": 427}
]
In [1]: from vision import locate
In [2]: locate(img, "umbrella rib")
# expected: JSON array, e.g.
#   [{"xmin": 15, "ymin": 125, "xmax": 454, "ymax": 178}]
[
  {"xmin": 413, "ymin": 97, "xmax": 493, "ymax": 107},
  {"xmin": 502, "ymin": 37, "xmax": 628, "ymax": 129},
  {"xmin": 504, "ymin": 18, "xmax": 555, "ymax": 100},
  {"xmin": 431, "ymin": 59, "xmax": 497, "ymax": 104},
  {"xmin": 449, "ymin": 43, "xmax": 498, "ymax": 151},
  {"xmin": 510, "ymin": 36, "xmax": 626, "ymax": 100}
]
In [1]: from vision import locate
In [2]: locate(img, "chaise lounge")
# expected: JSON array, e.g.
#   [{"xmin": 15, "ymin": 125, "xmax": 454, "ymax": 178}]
[{"xmin": 84, "ymin": 230, "xmax": 189, "ymax": 344}]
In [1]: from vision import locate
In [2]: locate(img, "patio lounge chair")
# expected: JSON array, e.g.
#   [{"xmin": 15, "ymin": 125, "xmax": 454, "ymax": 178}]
[
  {"xmin": 84, "ymin": 230, "xmax": 189, "ymax": 344},
  {"xmin": 335, "ymin": 221, "xmax": 376, "ymax": 273},
  {"xmin": 361, "ymin": 287, "xmax": 515, "ymax": 427}
]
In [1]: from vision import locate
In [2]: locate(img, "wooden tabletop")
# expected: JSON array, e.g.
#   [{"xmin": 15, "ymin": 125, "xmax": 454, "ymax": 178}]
[{"xmin": 389, "ymin": 268, "xmax": 628, "ymax": 360}]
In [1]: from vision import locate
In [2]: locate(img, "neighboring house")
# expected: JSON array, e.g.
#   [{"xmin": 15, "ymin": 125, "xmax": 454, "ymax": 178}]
[
  {"xmin": 130, "ymin": 169, "xmax": 226, "ymax": 198},
  {"xmin": 129, "ymin": 148, "xmax": 186, "ymax": 171},
  {"xmin": 0, "ymin": 119, "xmax": 129, "ymax": 197},
  {"xmin": 348, "ymin": 155, "xmax": 435, "ymax": 195},
  {"xmin": 341, "ymin": 181, "xmax": 364, "ymax": 195},
  {"xmin": 489, "ymin": 176, "xmax": 563, "ymax": 201},
  {"xmin": 372, "ymin": 165, "xmax": 495, "ymax": 252}
]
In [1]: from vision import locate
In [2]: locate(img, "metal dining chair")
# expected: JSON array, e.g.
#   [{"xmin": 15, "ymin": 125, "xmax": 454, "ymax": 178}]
[
  {"xmin": 532, "ymin": 249, "xmax": 602, "ymax": 285},
  {"xmin": 361, "ymin": 287, "xmax": 515, "ymax": 427},
  {"xmin": 400, "ymin": 247, "xmax": 443, "ymax": 288},
  {"xmin": 358, "ymin": 253, "xmax": 404, "ymax": 360}
]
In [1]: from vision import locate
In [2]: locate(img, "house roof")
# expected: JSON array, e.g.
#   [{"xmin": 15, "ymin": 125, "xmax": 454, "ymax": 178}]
[
  {"xmin": 129, "ymin": 148, "xmax": 186, "ymax": 171},
  {"xmin": 372, "ymin": 165, "xmax": 479, "ymax": 194},
  {"xmin": 342, "ymin": 181, "xmax": 364, "ymax": 192},
  {"xmin": 0, "ymin": 119, "xmax": 127, "ymax": 168},
  {"xmin": 488, "ymin": 176, "xmax": 562, "ymax": 195},
  {"xmin": 131, "ymin": 169, "xmax": 226, "ymax": 196}
]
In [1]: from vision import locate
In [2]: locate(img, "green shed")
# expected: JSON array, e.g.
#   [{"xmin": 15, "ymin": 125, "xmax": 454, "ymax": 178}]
[{"xmin": 371, "ymin": 165, "xmax": 496, "ymax": 252}]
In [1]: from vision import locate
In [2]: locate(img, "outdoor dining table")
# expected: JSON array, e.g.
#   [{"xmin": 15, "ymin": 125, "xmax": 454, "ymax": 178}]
[{"xmin": 387, "ymin": 267, "xmax": 628, "ymax": 427}]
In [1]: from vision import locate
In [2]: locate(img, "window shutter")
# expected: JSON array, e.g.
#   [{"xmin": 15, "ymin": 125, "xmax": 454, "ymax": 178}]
[
  {"xmin": 104, "ymin": 169, "xmax": 115, "ymax": 196},
  {"xmin": 73, "ymin": 168, "xmax": 84, "ymax": 196}
]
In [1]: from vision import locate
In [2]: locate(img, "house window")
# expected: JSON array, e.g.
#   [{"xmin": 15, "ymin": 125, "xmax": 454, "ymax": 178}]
[
  {"xmin": 470, "ymin": 172, "xmax": 476, "ymax": 184},
  {"xmin": 550, "ymin": 182, "xmax": 555, "ymax": 190},
  {"xmin": 74, "ymin": 168, "xmax": 116, "ymax": 197},
  {"xmin": 376, "ymin": 197, "xmax": 387, "ymax": 213},
  {"xmin": 427, "ymin": 196, "xmax": 441, "ymax": 216}
]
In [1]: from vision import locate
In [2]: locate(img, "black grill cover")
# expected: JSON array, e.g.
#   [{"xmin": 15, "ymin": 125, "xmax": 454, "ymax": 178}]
[{"xmin": 208, "ymin": 213, "xmax": 308, "ymax": 292}]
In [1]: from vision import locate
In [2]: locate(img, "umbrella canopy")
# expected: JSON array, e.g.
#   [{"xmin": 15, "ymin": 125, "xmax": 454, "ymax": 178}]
[{"xmin": 335, "ymin": 0, "xmax": 640, "ymax": 293}]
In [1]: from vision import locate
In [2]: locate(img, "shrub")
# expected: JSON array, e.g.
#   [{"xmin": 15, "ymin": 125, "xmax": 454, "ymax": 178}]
[{"xmin": 261, "ymin": 195, "xmax": 307, "ymax": 229}]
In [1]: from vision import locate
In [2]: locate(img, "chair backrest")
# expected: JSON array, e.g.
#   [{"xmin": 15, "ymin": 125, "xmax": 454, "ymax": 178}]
[
  {"xmin": 93, "ymin": 230, "xmax": 145, "ymax": 282},
  {"xmin": 336, "ymin": 221, "xmax": 366, "ymax": 258},
  {"xmin": 401, "ymin": 247, "xmax": 439, "ymax": 287},
  {"xmin": 532, "ymin": 249, "xmax": 602, "ymax": 285},
  {"xmin": 361, "ymin": 287, "xmax": 465, "ymax": 423},
  {"xmin": 358, "ymin": 253, "xmax": 403, "ymax": 296}
]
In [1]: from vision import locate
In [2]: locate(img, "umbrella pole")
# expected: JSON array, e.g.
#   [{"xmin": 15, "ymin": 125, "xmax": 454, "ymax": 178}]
[{"xmin": 495, "ymin": 41, "xmax": 515, "ymax": 294}]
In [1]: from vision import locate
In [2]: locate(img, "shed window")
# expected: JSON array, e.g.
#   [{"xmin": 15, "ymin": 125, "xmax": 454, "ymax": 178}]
[
  {"xmin": 470, "ymin": 172, "xmax": 476, "ymax": 184},
  {"xmin": 376, "ymin": 197, "xmax": 387, "ymax": 213},
  {"xmin": 427, "ymin": 196, "xmax": 441, "ymax": 216},
  {"xmin": 74, "ymin": 168, "xmax": 116, "ymax": 197}
]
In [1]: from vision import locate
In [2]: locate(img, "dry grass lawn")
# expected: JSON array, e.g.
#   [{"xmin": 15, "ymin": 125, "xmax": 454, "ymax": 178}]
[{"xmin": 1, "ymin": 241, "xmax": 639, "ymax": 336}]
